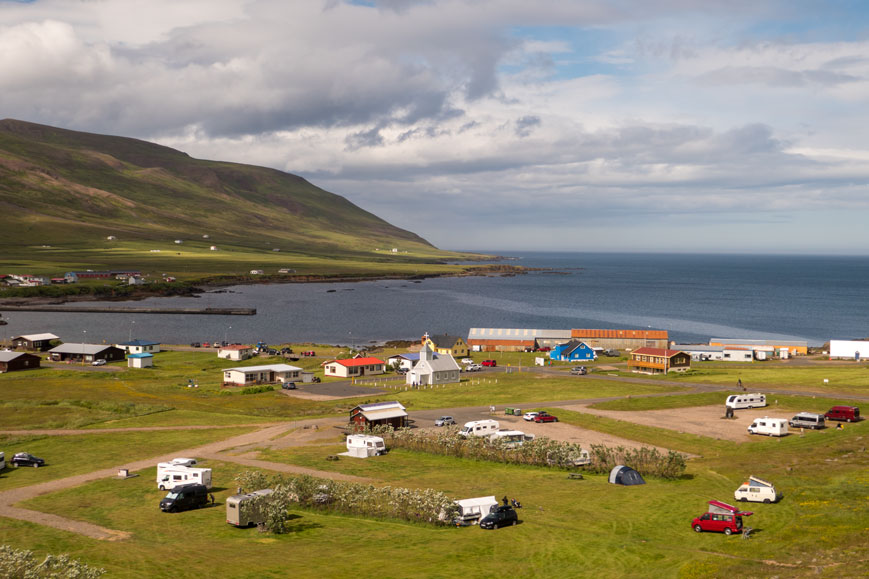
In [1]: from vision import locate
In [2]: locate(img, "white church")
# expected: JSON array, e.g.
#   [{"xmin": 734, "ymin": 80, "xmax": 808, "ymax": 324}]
[{"xmin": 407, "ymin": 343, "xmax": 461, "ymax": 386}]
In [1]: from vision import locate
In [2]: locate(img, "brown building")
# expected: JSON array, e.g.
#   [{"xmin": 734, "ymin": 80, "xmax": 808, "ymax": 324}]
[
  {"xmin": 628, "ymin": 348, "xmax": 691, "ymax": 375},
  {"xmin": 12, "ymin": 333, "xmax": 59, "ymax": 351},
  {"xmin": 572, "ymin": 329, "xmax": 669, "ymax": 350},
  {"xmin": 0, "ymin": 351, "xmax": 41, "ymax": 373},
  {"xmin": 349, "ymin": 401, "xmax": 408, "ymax": 430},
  {"xmin": 47, "ymin": 343, "xmax": 125, "ymax": 364}
]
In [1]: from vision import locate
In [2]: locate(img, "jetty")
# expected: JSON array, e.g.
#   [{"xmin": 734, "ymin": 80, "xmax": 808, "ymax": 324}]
[{"xmin": 0, "ymin": 306, "xmax": 255, "ymax": 316}]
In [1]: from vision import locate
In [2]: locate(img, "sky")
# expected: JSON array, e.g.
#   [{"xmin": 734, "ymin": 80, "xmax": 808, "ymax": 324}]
[{"xmin": 2, "ymin": 0, "xmax": 869, "ymax": 254}]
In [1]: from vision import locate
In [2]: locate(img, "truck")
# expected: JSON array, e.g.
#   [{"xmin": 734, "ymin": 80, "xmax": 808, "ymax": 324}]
[
  {"xmin": 734, "ymin": 475, "xmax": 780, "ymax": 504},
  {"xmin": 747, "ymin": 417, "xmax": 789, "ymax": 437},
  {"xmin": 157, "ymin": 464, "xmax": 212, "ymax": 490},
  {"xmin": 459, "ymin": 420, "xmax": 499, "ymax": 437},
  {"xmin": 226, "ymin": 488, "xmax": 275, "ymax": 527}
]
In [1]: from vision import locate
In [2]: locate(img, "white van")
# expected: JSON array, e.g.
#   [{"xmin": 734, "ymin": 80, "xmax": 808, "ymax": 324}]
[
  {"xmin": 726, "ymin": 393, "xmax": 766, "ymax": 409},
  {"xmin": 459, "ymin": 420, "xmax": 500, "ymax": 437},
  {"xmin": 489, "ymin": 430, "xmax": 532, "ymax": 448},
  {"xmin": 345, "ymin": 435, "xmax": 387, "ymax": 458},
  {"xmin": 157, "ymin": 465, "xmax": 213, "ymax": 490},
  {"xmin": 788, "ymin": 412, "xmax": 825, "ymax": 430},
  {"xmin": 747, "ymin": 417, "xmax": 788, "ymax": 437},
  {"xmin": 734, "ymin": 475, "xmax": 779, "ymax": 504}
]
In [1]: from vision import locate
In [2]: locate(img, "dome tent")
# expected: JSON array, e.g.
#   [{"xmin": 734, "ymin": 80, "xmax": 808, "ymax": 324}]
[{"xmin": 608, "ymin": 465, "xmax": 645, "ymax": 486}]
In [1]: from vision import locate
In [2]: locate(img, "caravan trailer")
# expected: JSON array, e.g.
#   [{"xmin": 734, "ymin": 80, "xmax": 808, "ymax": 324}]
[
  {"xmin": 157, "ymin": 464, "xmax": 213, "ymax": 490},
  {"xmin": 459, "ymin": 420, "xmax": 500, "ymax": 437},
  {"xmin": 226, "ymin": 489, "xmax": 274, "ymax": 527},
  {"xmin": 747, "ymin": 417, "xmax": 789, "ymax": 437},
  {"xmin": 726, "ymin": 393, "xmax": 767, "ymax": 409},
  {"xmin": 489, "ymin": 430, "xmax": 532, "ymax": 449},
  {"xmin": 454, "ymin": 496, "xmax": 498, "ymax": 526},
  {"xmin": 345, "ymin": 435, "xmax": 387, "ymax": 458}
]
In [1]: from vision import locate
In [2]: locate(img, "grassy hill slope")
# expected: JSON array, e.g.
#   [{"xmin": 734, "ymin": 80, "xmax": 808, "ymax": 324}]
[{"xmin": 0, "ymin": 119, "xmax": 463, "ymax": 275}]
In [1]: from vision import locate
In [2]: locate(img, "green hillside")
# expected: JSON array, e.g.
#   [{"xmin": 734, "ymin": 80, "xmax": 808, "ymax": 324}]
[{"xmin": 0, "ymin": 119, "xmax": 478, "ymax": 281}]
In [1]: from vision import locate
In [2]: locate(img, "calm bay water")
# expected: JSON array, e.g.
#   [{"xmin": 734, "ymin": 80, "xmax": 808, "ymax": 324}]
[{"xmin": 3, "ymin": 252, "xmax": 867, "ymax": 347}]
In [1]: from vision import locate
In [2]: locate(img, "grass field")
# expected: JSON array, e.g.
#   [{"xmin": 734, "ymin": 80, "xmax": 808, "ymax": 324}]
[{"xmin": 0, "ymin": 350, "xmax": 867, "ymax": 577}]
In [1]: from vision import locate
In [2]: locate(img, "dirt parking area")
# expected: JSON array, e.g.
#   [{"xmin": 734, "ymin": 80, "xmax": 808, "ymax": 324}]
[
  {"xmin": 564, "ymin": 404, "xmax": 800, "ymax": 442},
  {"xmin": 279, "ymin": 381, "xmax": 385, "ymax": 400}
]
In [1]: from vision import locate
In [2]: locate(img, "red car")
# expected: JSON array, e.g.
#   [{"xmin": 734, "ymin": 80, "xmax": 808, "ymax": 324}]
[
  {"xmin": 692, "ymin": 500, "xmax": 752, "ymax": 536},
  {"xmin": 481, "ymin": 359, "xmax": 497, "ymax": 367},
  {"xmin": 534, "ymin": 412, "xmax": 558, "ymax": 423}
]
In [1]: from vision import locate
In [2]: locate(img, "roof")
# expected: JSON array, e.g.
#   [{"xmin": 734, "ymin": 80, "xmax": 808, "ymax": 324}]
[
  {"xmin": 671, "ymin": 344, "xmax": 725, "ymax": 353},
  {"xmin": 13, "ymin": 333, "xmax": 59, "ymax": 342},
  {"xmin": 355, "ymin": 401, "xmax": 406, "ymax": 412},
  {"xmin": 468, "ymin": 328, "xmax": 572, "ymax": 339},
  {"xmin": 325, "ymin": 357, "xmax": 385, "ymax": 367},
  {"xmin": 224, "ymin": 364, "xmax": 302, "ymax": 373},
  {"xmin": 710, "ymin": 338, "xmax": 807, "ymax": 347},
  {"xmin": 572, "ymin": 329, "xmax": 669, "ymax": 340},
  {"xmin": 0, "ymin": 351, "xmax": 38, "ymax": 362},
  {"xmin": 416, "ymin": 356, "xmax": 461, "ymax": 372},
  {"xmin": 387, "ymin": 352, "xmax": 438, "ymax": 362},
  {"xmin": 631, "ymin": 348, "xmax": 687, "ymax": 357},
  {"xmin": 359, "ymin": 408, "xmax": 408, "ymax": 421},
  {"xmin": 117, "ymin": 339, "xmax": 160, "ymax": 347},
  {"xmin": 558, "ymin": 340, "xmax": 592, "ymax": 356},
  {"xmin": 127, "ymin": 353, "xmax": 154, "ymax": 359},
  {"xmin": 49, "ymin": 343, "xmax": 119, "ymax": 355},
  {"xmin": 428, "ymin": 334, "xmax": 464, "ymax": 347}
]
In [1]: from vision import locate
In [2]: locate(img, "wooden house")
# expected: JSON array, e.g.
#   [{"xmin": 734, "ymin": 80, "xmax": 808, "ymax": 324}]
[{"xmin": 628, "ymin": 348, "xmax": 691, "ymax": 375}]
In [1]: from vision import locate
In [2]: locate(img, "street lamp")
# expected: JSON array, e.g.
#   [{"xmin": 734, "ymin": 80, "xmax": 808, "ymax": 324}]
[
  {"xmin": 224, "ymin": 326, "xmax": 231, "ymax": 345},
  {"xmin": 129, "ymin": 320, "xmax": 136, "ymax": 342},
  {"xmin": 81, "ymin": 329, "xmax": 87, "ymax": 365}
]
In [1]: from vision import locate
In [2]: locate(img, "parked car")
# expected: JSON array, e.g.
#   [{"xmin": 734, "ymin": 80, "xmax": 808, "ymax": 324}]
[
  {"xmin": 435, "ymin": 416, "xmax": 456, "ymax": 427},
  {"xmin": 190, "ymin": 342, "xmax": 201, "ymax": 348},
  {"xmin": 160, "ymin": 483, "xmax": 210, "ymax": 513},
  {"xmin": 11, "ymin": 452, "xmax": 45, "ymax": 468},
  {"xmin": 311, "ymin": 376, "xmax": 321, "ymax": 383},
  {"xmin": 692, "ymin": 501, "xmax": 752, "ymax": 535},
  {"xmin": 602, "ymin": 349, "xmax": 620, "ymax": 357},
  {"xmin": 824, "ymin": 405, "xmax": 860, "ymax": 423},
  {"xmin": 534, "ymin": 412, "xmax": 558, "ymax": 423},
  {"xmin": 570, "ymin": 366, "xmax": 587, "ymax": 375},
  {"xmin": 301, "ymin": 350, "xmax": 316, "ymax": 357},
  {"xmin": 522, "ymin": 412, "xmax": 539, "ymax": 421},
  {"xmin": 479, "ymin": 505, "xmax": 518, "ymax": 529},
  {"xmin": 464, "ymin": 364, "xmax": 482, "ymax": 372},
  {"xmin": 202, "ymin": 342, "xmax": 211, "ymax": 348},
  {"xmin": 91, "ymin": 359, "xmax": 106, "ymax": 366},
  {"xmin": 281, "ymin": 382, "xmax": 297, "ymax": 390},
  {"xmin": 396, "ymin": 367, "xmax": 409, "ymax": 374},
  {"xmin": 481, "ymin": 359, "xmax": 497, "ymax": 367}
]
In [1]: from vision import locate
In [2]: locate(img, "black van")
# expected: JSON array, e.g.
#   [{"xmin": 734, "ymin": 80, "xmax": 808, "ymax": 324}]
[{"xmin": 160, "ymin": 483, "xmax": 209, "ymax": 513}]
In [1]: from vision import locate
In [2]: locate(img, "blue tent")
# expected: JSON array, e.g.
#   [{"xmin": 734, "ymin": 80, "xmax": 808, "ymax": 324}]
[{"xmin": 608, "ymin": 465, "xmax": 645, "ymax": 486}]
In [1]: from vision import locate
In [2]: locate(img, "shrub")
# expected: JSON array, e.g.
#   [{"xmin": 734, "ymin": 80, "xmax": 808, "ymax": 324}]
[{"xmin": 0, "ymin": 545, "xmax": 105, "ymax": 578}]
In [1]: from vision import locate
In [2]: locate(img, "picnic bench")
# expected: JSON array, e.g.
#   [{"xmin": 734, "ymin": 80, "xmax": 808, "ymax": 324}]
[{"xmin": 567, "ymin": 472, "xmax": 584, "ymax": 480}]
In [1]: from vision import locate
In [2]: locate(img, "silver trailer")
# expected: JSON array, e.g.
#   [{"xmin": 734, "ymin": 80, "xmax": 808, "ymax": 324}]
[{"xmin": 226, "ymin": 489, "xmax": 274, "ymax": 527}]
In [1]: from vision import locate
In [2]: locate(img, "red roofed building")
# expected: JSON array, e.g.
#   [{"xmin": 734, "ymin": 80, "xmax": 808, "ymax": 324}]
[
  {"xmin": 217, "ymin": 344, "xmax": 255, "ymax": 361},
  {"xmin": 323, "ymin": 356, "xmax": 386, "ymax": 378},
  {"xmin": 628, "ymin": 347, "xmax": 691, "ymax": 375}
]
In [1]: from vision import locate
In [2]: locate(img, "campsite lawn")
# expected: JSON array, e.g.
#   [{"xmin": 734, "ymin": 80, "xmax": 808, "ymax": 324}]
[
  {"xmin": 10, "ymin": 424, "xmax": 869, "ymax": 578},
  {"xmin": 663, "ymin": 363, "xmax": 869, "ymax": 395},
  {"xmin": 588, "ymin": 391, "xmax": 858, "ymax": 412}
]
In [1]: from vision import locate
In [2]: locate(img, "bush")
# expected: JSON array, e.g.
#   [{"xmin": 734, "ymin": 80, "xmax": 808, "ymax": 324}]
[
  {"xmin": 240, "ymin": 385, "xmax": 274, "ymax": 395},
  {"xmin": 0, "ymin": 545, "xmax": 105, "ymax": 578}
]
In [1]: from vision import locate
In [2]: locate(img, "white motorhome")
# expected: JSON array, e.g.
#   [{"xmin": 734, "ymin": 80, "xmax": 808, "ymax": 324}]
[
  {"xmin": 454, "ymin": 496, "xmax": 498, "ymax": 525},
  {"xmin": 489, "ymin": 430, "xmax": 534, "ymax": 448},
  {"xmin": 157, "ymin": 464, "xmax": 213, "ymax": 490},
  {"xmin": 226, "ymin": 488, "xmax": 274, "ymax": 527},
  {"xmin": 734, "ymin": 475, "xmax": 779, "ymax": 504},
  {"xmin": 345, "ymin": 435, "xmax": 387, "ymax": 458},
  {"xmin": 459, "ymin": 419, "xmax": 500, "ymax": 437},
  {"xmin": 747, "ymin": 417, "xmax": 789, "ymax": 437},
  {"xmin": 726, "ymin": 393, "xmax": 766, "ymax": 409}
]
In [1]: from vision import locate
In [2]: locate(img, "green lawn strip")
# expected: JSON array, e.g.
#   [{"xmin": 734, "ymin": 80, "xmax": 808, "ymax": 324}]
[
  {"xmin": 0, "ymin": 428, "xmax": 252, "ymax": 490},
  {"xmin": 11, "ymin": 447, "xmax": 869, "ymax": 577},
  {"xmin": 589, "ymin": 391, "xmax": 855, "ymax": 413},
  {"xmin": 669, "ymin": 363, "xmax": 869, "ymax": 395},
  {"xmin": 81, "ymin": 409, "xmax": 279, "ymax": 428}
]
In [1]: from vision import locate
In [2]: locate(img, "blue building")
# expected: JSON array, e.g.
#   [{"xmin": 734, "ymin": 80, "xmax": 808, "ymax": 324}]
[{"xmin": 549, "ymin": 340, "xmax": 596, "ymax": 362}]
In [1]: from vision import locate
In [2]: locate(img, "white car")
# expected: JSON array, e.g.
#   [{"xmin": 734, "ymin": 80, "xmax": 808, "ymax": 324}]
[
  {"xmin": 523, "ymin": 412, "xmax": 539, "ymax": 421},
  {"xmin": 461, "ymin": 358, "xmax": 474, "ymax": 364},
  {"xmin": 91, "ymin": 359, "xmax": 106, "ymax": 366},
  {"xmin": 464, "ymin": 363, "xmax": 482, "ymax": 372}
]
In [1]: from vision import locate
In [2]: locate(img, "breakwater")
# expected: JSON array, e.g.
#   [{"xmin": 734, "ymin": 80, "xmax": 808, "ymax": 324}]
[{"xmin": 0, "ymin": 306, "xmax": 255, "ymax": 315}]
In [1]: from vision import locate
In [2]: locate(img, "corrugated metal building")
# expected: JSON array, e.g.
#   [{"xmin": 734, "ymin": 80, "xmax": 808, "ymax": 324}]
[{"xmin": 572, "ymin": 329, "xmax": 669, "ymax": 350}]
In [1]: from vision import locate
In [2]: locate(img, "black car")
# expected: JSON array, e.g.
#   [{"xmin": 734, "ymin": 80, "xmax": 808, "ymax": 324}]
[
  {"xmin": 11, "ymin": 452, "xmax": 45, "ymax": 468},
  {"xmin": 479, "ymin": 505, "xmax": 518, "ymax": 529},
  {"xmin": 160, "ymin": 483, "xmax": 209, "ymax": 512},
  {"xmin": 282, "ymin": 382, "xmax": 297, "ymax": 390}
]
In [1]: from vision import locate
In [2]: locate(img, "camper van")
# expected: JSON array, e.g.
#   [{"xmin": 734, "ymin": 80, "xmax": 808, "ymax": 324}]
[
  {"xmin": 459, "ymin": 420, "xmax": 500, "ymax": 437},
  {"xmin": 157, "ymin": 465, "xmax": 213, "ymax": 490},
  {"xmin": 788, "ymin": 412, "xmax": 826, "ymax": 430},
  {"xmin": 159, "ymin": 483, "xmax": 209, "ymax": 513},
  {"xmin": 489, "ymin": 430, "xmax": 533, "ymax": 448},
  {"xmin": 226, "ymin": 489, "xmax": 274, "ymax": 527},
  {"xmin": 345, "ymin": 435, "xmax": 387, "ymax": 458},
  {"xmin": 692, "ymin": 500, "xmax": 752, "ymax": 535},
  {"xmin": 747, "ymin": 417, "xmax": 789, "ymax": 437},
  {"xmin": 734, "ymin": 476, "xmax": 779, "ymax": 504},
  {"xmin": 454, "ymin": 496, "xmax": 498, "ymax": 526},
  {"xmin": 824, "ymin": 405, "xmax": 860, "ymax": 423},
  {"xmin": 726, "ymin": 394, "xmax": 767, "ymax": 409}
]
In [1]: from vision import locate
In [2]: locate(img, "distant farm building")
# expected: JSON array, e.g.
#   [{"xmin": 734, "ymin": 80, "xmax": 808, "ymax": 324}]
[
  {"xmin": 829, "ymin": 340, "xmax": 869, "ymax": 360},
  {"xmin": 468, "ymin": 328, "xmax": 667, "ymax": 352},
  {"xmin": 628, "ymin": 348, "xmax": 691, "ymax": 375},
  {"xmin": 572, "ymin": 329, "xmax": 669, "ymax": 350},
  {"xmin": 0, "ymin": 351, "xmax": 41, "ymax": 373},
  {"xmin": 350, "ymin": 401, "xmax": 408, "ymax": 430},
  {"xmin": 12, "ymin": 333, "xmax": 59, "ymax": 351},
  {"xmin": 673, "ymin": 344, "xmax": 754, "ymax": 362},
  {"xmin": 708, "ymin": 338, "xmax": 807, "ymax": 357}
]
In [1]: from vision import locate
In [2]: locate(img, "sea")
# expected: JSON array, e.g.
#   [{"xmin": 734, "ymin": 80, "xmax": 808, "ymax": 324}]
[{"xmin": 2, "ymin": 252, "xmax": 867, "ymax": 348}]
